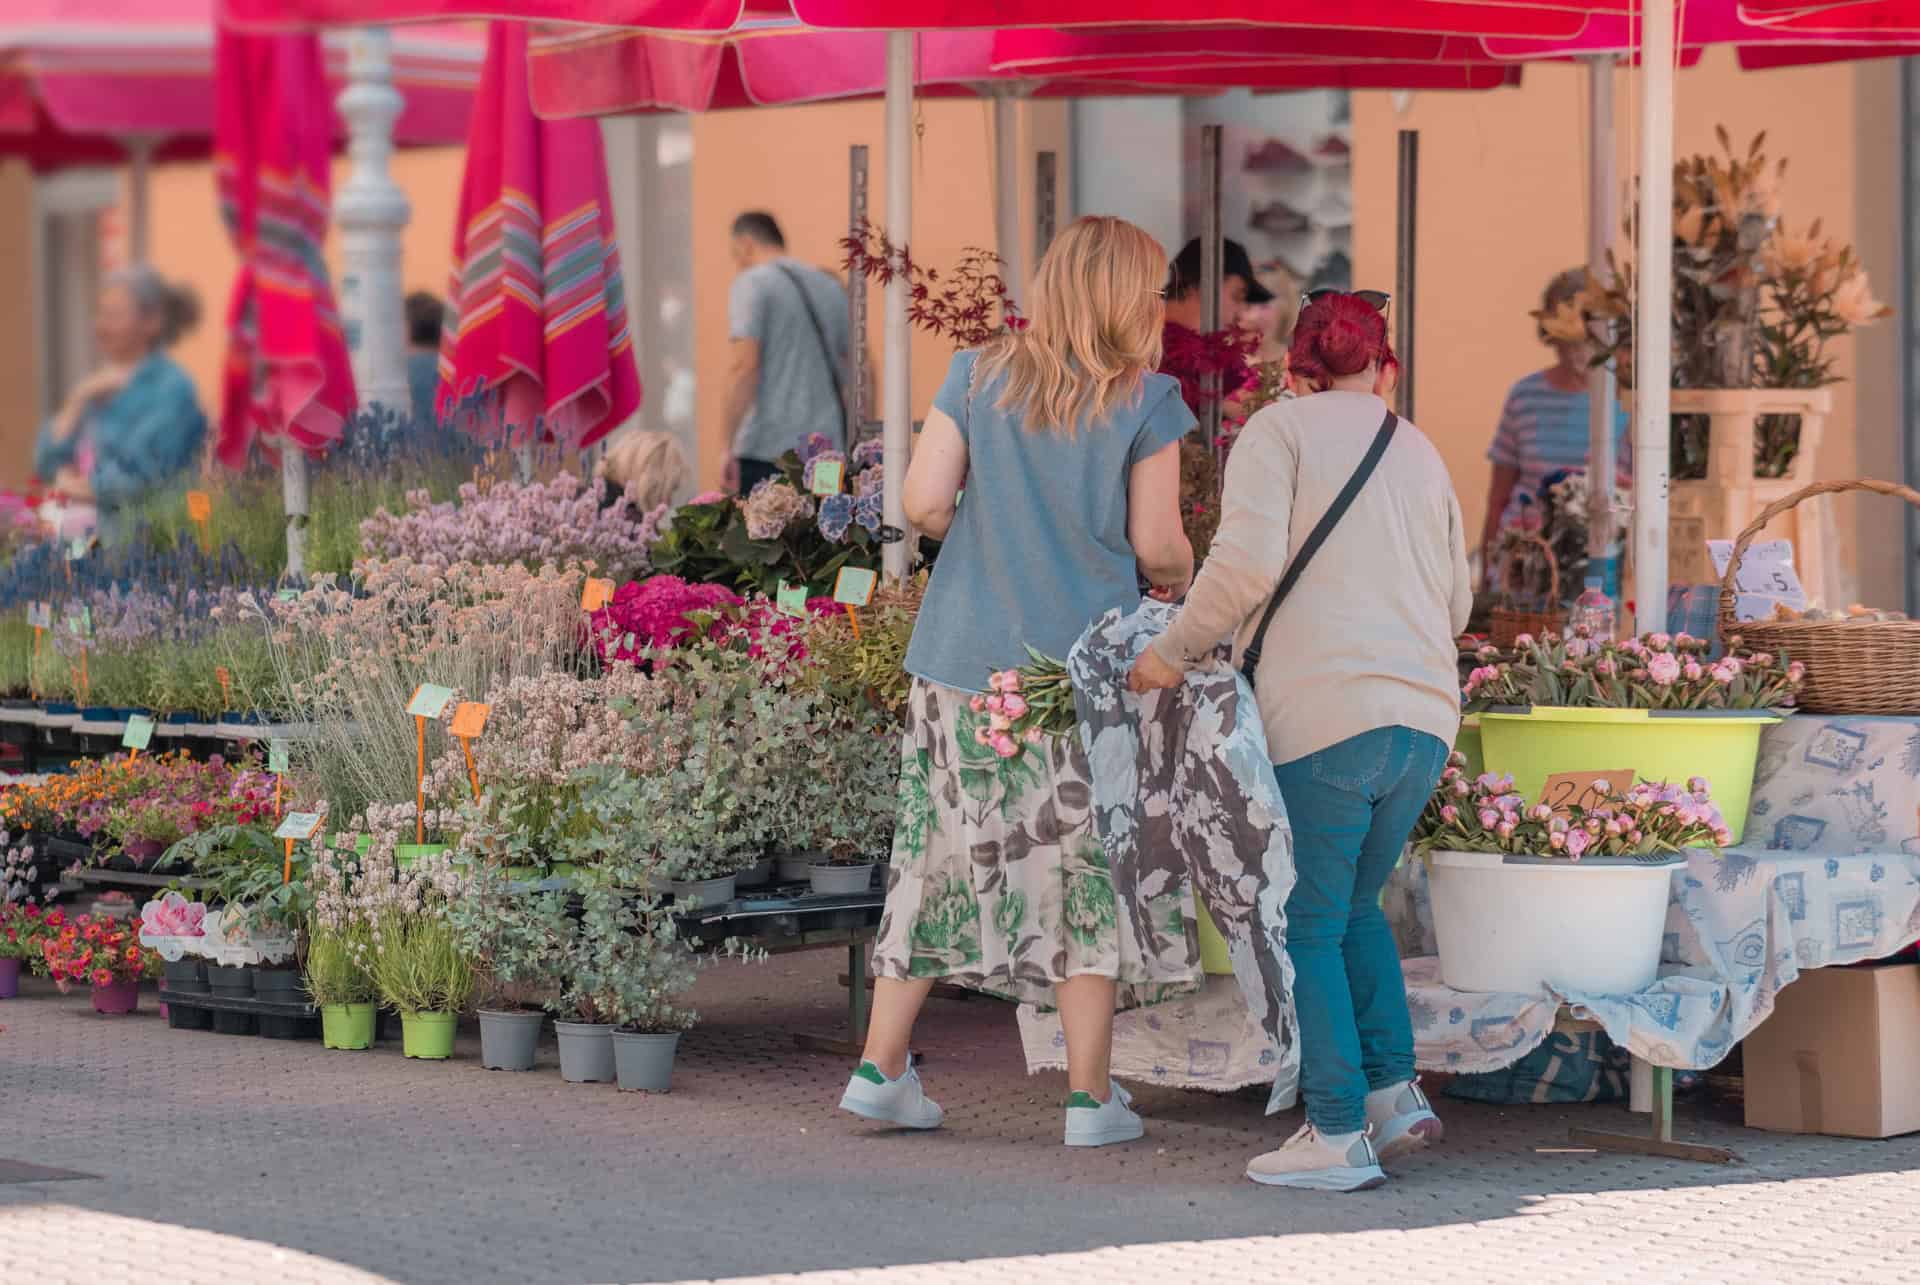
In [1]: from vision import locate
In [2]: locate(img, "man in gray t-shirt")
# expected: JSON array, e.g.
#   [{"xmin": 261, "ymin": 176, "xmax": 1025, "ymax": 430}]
[{"xmin": 722, "ymin": 211, "xmax": 853, "ymax": 495}]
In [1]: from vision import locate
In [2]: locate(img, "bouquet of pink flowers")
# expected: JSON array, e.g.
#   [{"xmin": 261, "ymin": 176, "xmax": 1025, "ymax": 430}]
[
  {"xmin": 1464, "ymin": 629, "xmax": 1803, "ymax": 711},
  {"xmin": 977, "ymin": 648, "xmax": 1075, "ymax": 757},
  {"xmin": 1412, "ymin": 753, "xmax": 1732, "ymax": 859}
]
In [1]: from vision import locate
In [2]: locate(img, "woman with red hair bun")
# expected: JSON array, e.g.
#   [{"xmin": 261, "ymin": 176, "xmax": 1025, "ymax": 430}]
[{"xmin": 1130, "ymin": 291, "xmax": 1472, "ymax": 1193}]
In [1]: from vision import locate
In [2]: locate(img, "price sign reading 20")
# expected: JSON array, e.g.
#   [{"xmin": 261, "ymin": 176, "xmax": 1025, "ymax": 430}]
[{"xmin": 1536, "ymin": 770, "xmax": 1637, "ymax": 818}]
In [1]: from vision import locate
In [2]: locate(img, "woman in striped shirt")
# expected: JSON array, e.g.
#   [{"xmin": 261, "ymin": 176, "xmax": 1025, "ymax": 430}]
[{"xmin": 1480, "ymin": 268, "xmax": 1629, "ymax": 568}]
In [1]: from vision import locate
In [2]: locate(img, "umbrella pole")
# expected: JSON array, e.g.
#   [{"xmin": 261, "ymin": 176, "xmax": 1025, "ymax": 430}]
[
  {"xmin": 1586, "ymin": 56, "xmax": 1621, "ymax": 600},
  {"xmin": 1394, "ymin": 130, "xmax": 1418, "ymax": 420},
  {"xmin": 1200, "ymin": 124, "xmax": 1223, "ymax": 480},
  {"xmin": 335, "ymin": 28, "xmax": 415, "ymax": 422},
  {"xmin": 992, "ymin": 89, "xmax": 1024, "ymax": 309},
  {"xmin": 124, "ymin": 136, "xmax": 159, "ymax": 266},
  {"xmin": 282, "ymin": 451, "xmax": 310, "ymax": 582},
  {"xmin": 881, "ymin": 32, "xmax": 913, "ymax": 584},
  {"xmin": 1632, "ymin": 1, "xmax": 1676, "ymax": 631}
]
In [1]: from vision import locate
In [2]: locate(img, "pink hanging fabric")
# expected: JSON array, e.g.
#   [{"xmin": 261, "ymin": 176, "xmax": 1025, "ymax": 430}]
[
  {"xmin": 214, "ymin": 29, "xmax": 356, "ymax": 468},
  {"xmin": 438, "ymin": 22, "xmax": 641, "ymax": 449}
]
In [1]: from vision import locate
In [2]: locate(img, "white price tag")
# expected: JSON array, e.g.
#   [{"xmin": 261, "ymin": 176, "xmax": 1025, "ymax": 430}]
[{"xmin": 1706, "ymin": 538, "xmax": 1806, "ymax": 617}]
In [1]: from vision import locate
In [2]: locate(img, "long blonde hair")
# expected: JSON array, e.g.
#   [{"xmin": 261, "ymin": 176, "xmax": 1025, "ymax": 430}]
[{"xmin": 974, "ymin": 216, "xmax": 1167, "ymax": 437}]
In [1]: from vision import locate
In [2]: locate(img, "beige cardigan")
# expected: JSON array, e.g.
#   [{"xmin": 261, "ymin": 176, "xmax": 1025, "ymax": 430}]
[{"xmin": 1150, "ymin": 390, "xmax": 1473, "ymax": 766}]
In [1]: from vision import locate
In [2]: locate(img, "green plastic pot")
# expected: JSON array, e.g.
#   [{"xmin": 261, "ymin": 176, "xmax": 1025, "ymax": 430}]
[
  {"xmin": 395, "ymin": 844, "xmax": 447, "ymax": 869},
  {"xmin": 1477, "ymin": 707, "xmax": 1782, "ymax": 844},
  {"xmin": 321, "ymin": 1003, "xmax": 376, "ymax": 1050},
  {"xmin": 400, "ymin": 1010, "xmax": 457, "ymax": 1059}
]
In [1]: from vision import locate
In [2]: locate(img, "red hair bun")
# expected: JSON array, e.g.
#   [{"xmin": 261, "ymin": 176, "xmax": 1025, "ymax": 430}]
[{"xmin": 1289, "ymin": 294, "xmax": 1394, "ymax": 388}]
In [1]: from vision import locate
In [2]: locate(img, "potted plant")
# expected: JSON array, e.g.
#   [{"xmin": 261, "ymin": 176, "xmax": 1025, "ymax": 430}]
[
  {"xmin": 1411, "ymin": 757, "xmax": 1731, "ymax": 995},
  {"xmin": 41, "ymin": 911, "xmax": 157, "ymax": 1013},
  {"xmin": 804, "ymin": 710, "xmax": 899, "ymax": 896},
  {"xmin": 349, "ymin": 826, "xmax": 474, "ymax": 1060},
  {"xmin": 1464, "ymin": 629, "xmax": 1801, "ymax": 843},
  {"xmin": 165, "ymin": 821, "xmax": 312, "ymax": 1037},
  {"xmin": 1581, "ymin": 129, "xmax": 1890, "ymax": 597},
  {"xmin": 447, "ymin": 862, "xmax": 571, "ymax": 1072},
  {"xmin": 0, "ymin": 901, "xmax": 53, "ymax": 999},
  {"xmin": 606, "ymin": 896, "xmax": 702, "ymax": 1094},
  {"xmin": 305, "ymin": 834, "xmax": 379, "ymax": 1050},
  {"xmin": 137, "ymin": 891, "xmax": 211, "ymax": 1030}
]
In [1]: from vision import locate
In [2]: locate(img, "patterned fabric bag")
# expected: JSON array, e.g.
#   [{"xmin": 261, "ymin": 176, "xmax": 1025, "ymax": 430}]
[{"xmin": 1443, "ymin": 1030, "xmax": 1631, "ymax": 1105}]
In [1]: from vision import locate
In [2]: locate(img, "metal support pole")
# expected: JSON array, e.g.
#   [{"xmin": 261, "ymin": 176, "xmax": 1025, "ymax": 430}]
[
  {"xmin": 1587, "ymin": 57, "xmax": 1622, "ymax": 601},
  {"xmin": 849, "ymin": 144, "xmax": 870, "ymax": 439},
  {"xmin": 992, "ymin": 90, "xmax": 1024, "ymax": 308},
  {"xmin": 881, "ymin": 33, "xmax": 913, "ymax": 583},
  {"xmin": 1034, "ymin": 150, "xmax": 1058, "ymax": 259},
  {"xmin": 1633, "ymin": 0, "xmax": 1677, "ymax": 631},
  {"xmin": 1394, "ymin": 130, "xmax": 1419, "ymax": 420},
  {"xmin": 1200, "ymin": 124, "xmax": 1224, "ymax": 474},
  {"xmin": 125, "ymin": 136, "xmax": 159, "ymax": 266}
]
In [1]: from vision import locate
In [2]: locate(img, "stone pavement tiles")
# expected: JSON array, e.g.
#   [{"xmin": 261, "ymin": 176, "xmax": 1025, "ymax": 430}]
[{"xmin": 2, "ymin": 951, "xmax": 1919, "ymax": 1284}]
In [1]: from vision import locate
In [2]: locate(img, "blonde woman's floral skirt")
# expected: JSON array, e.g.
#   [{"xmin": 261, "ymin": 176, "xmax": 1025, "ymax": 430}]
[{"xmin": 871, "ymin": 678, "xmax": 1203, "ymax": 1011}]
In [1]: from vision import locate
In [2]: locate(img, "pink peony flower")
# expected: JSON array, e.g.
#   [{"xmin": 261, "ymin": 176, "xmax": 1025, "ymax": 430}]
[
  {"xmin": 986, "ymin": 695, "xmax": 1007, "ymax": 716},
  {"xmin": 1683, "ymin": 661, "xmax": 1704, "ymax": 682},
  {"xmin": 1478, "ymin": 808, "xmax": 1499, "ymax": 828},
  {"xmin": 1002, "ymin": 694, "xmax": 1029, "ymax": 718},
  {"xmin": 1787, "ymin": 661, "xmax": 1806, "ymax": 683},
  {"xmin": 1564, "ymin": 828, "xmax": 1591, "ymax": 859},
  {"xmin": 989, "ymin": 733, "xmax": 1020, "ymax": 759},
  {"xmin": 973, "ymin": 726, "xmax": 993, "ymax": 747},
  {"xmin": 1496, "ymin": 820, "xmax": 1516, "ymax": 839},
  {"xmin": 969, "ymin": 696, "xmax": 987, "ymax": 714},
  {"xmin": 999, "ymin": 671, "xmax": 1022, "ymax": 694},
  {"xmin": 987, "ymin": 671, "xmax": 1006, "ymax": 693},
  {"xmin": 1648, "ymin": 632, "xmax": 1672, "ymax": 651},
  {"xmin": 1513, "ymin": 633, "xmax": 1535, "ymax": 648},
  {"xmin": 1022, "ymin": 727, "xmax": 1044, "ymax": 745},
  {"xmin": 1439, "ymin": 805, "xmax": 1459, "ymax": 823},
  {"xmin": 1549, "ymin": 831, "xmax": 1566, "ymax": 850},
  {"xmin": 1646, "ymin": 652, "xmax": 1682, "ymax": 686}
]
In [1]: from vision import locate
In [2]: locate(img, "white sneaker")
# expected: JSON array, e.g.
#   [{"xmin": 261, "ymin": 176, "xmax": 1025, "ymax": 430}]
[
  {"xmin": 1245, "ymin": 1123, "xmax": 1387, "ymax": 1191},
  {"xmin": 1366, "ymin": 1079, "xmax": 1444, "ymax": 1161},
  {"xmin": 839, "ymin": 1061, "xmax": 944, "ymax": 1129},
  {"xmin": 1063, "ymin": 1085, "xmax": 1145, "ymax": 1147}
]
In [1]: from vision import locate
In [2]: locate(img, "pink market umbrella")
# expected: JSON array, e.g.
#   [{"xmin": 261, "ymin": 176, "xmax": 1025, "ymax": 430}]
[
  {"xmin": 214, "ymin": 28, "xmax": 357, "ymax": 468},
  {"xmin": 438, "ymin": 22, "xmax": 641, "ymax": 450},
  {"xmin": 1482, "ymin": 0, "xmax": 1918, "ymax": 62},
  {"xmin": 3, "ymin": 2, "xmax": 483, "ymax": 166},
  {"xmin": 525, "ymin": 22, "xmax": 1518, "ymax": 117},
  {"xmin": 221, "ymin": 0, "xmax": 791, "ymax": 32},
  {"xmin": 1738, "ymin": 0, "xmax": 1920, "ymax": 32}
]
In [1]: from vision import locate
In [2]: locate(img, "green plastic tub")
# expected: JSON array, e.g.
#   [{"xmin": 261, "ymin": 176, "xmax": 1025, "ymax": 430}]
[{"xmin": 1477, "ymin": 707, "xmax": 1782, "ymax": 844}]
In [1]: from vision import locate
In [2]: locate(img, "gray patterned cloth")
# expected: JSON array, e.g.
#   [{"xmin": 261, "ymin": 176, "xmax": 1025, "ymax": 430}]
[
  {"xmin": 1026, "ymin": 714, "xmax": 1920, "ymax": 1088},
  {"xmin": 1386, "ymin": 846, "xmax": 1920, "ymax": 1073},
  {"xmin": 1044, "ymin": 601, "xmax": 1303, "ymax": 1114}
]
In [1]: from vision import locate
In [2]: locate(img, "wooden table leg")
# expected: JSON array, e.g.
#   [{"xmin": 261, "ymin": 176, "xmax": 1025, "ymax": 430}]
[{"xmin": 1567, "ymin": 1067, "xmax": 1741, "ymax": 1165}]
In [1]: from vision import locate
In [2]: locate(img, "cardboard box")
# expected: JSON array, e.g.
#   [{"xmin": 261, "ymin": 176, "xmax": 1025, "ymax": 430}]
[{"xmin": 1743, "ymin": 963, "xmax": 1920, "ymax": 1140}]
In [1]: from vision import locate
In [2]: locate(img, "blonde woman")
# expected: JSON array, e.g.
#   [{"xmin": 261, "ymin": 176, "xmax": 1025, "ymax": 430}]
[{"xmin": 840, "ymin": 216, "xmax": 1197, "ymax": 1147}]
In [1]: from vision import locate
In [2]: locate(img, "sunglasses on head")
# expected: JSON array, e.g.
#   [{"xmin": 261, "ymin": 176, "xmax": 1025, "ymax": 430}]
[{"xmin": 1303, "ymin": 288, "xmax": 1392, "ymax": 315}]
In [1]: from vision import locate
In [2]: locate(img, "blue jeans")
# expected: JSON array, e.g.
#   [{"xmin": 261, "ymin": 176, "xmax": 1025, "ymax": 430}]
[{"xmin": 1273, "ymin": 725, "xmax": 1449, "ymax": 1135}]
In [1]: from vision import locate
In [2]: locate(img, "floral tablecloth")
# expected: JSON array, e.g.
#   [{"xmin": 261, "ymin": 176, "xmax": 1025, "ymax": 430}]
[{"xmin": 1023, "ymin": 716, "xmax": 1920, "ymax": 1087}]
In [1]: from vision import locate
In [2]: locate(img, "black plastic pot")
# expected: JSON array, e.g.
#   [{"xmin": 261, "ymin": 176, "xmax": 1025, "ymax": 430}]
[
  {"xmin": 161, "ymin": 959, "xmax": 214, "ymax": 1031},
  {"xmin": 252, "ymin": 967, "xmax": 311, "ymax": 1039},
  {"xmin": 207, "ymin": 964, "xmax": 257, "ymax": 1036}
]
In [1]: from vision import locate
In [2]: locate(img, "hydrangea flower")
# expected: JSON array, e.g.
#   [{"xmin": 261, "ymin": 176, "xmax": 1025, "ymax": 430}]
[
  {"xmin": 818, "ymin": 494, "xmax": 856, "ymax": 543},
  {"xmin": 741, "ymin": 479, "xmax": 813, "ymax": 541},
  {"xmin": 853, "ymin": 492, "xmax": 884, "ymax": 534}
]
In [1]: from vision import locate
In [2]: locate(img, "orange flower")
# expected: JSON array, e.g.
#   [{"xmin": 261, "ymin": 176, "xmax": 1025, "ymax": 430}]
[{"xmin": 124, "ymin": 946, "xmax": 142, "ymax": 963}]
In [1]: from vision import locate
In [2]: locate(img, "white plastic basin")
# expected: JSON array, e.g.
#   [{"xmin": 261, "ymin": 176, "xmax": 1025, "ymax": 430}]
[{"xmin": 1426, "ymin": 849, "xmax": 1683, "ymax": 996}]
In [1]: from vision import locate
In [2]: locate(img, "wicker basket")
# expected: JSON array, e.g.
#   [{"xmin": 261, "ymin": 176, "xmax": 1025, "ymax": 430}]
[
  {"xmin": 1719, "ymin": 478, "xmax": 1920, "ymax": 715},
  {"xmin": 1490, "ymin": 531, "xmax": 1563, "ymax": 648}
]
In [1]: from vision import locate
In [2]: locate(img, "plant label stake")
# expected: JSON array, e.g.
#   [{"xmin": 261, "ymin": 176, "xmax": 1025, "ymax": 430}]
[
  {"xmin": 1537, "ymin": 770, "xmax": 1637, "ymax": 820},
  {"xmin": 405, "ymin": 684, "xmax": 456, "ymax": 843},
  {"xmin": 833, "ymin": 566, "xmax": 876, "ymax": 640},
  {"xmin": 186, "ymin": 490, "xmax": 212, "ymax": 551},
  {"xmin": 810, "ymin": 458, "xmax": 845, "ymax": 496},
  {"xmin": 450, "ymin": 701, "xmax": 491, "ymax": 802},
  {"xmin": 122, "ymin": 715, "xmax": 155, "ymax": 759},
  {"xmin": 67, "ymin": 605, "xmax": 92, "ymax": 703},
  {"xmin": 28, "ymin": 602, "xmax": 48, "ymax": 698},
  {"xmin": 268, "ymin": 737, "xmax": 290, "ymax": 815},
  {"xmin": 274, "ymin": 811, "xmax": 323, "ymax": 884},
  {"xmin": 581, "ymin": 578, "xmax": 615, "ymax": 612},
  {"xmin": 216, "ymin": 666, "xmax": 232, "ymax": 710},
  {"xmin": 776, "ymin": 582, "xmax": 809, "ymax": 618}
]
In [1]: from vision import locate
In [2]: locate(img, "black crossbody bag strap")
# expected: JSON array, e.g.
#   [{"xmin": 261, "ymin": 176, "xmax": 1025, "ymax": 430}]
[
  {"xmin": 771, "ymin": 263, "xmax": 852, "ymax": 442},
  {"xmin": 1240, "ymin": 408, "xmax": 1399, "ymax": 686}
]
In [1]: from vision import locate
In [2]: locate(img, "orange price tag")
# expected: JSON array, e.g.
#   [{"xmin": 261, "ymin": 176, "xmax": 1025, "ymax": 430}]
[
  {"xmin": 186, "ymin": 491, "xmax": 212, "ymax": 523},
  {"xmin": 215, "ymin": 666, "xmax": 232, "ymax": 707},
  {"xmin": 1537, "ymin": 770, "xmax": 1637, "ymax": 819},
  {"xmin": 581, "ymin": 578, "xmax": 615, "ymax": 612},
  {"xmin": 450, "ymin": 702, "xmax": 491, "ymax": 739}
]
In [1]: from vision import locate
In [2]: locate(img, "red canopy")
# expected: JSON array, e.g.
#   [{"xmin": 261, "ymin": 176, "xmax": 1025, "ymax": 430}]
[
  {"xmin": 1739, "ymin": 0, "xmax": 1920, "ymax": 33},
  {"xmin": 4, "ymin": 2, "xmax": 481, "ymax": 171}
]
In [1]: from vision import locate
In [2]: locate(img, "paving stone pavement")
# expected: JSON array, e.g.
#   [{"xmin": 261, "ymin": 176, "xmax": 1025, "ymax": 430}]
[{"xmin": 3, "ymin": 949, "xmax": 1919, "ymax": 1284}]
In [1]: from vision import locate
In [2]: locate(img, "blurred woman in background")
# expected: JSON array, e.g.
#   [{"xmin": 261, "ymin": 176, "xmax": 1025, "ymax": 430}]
[{"xmin": 35, "ymin": 268, "xmax": 207, "ymax": 544}]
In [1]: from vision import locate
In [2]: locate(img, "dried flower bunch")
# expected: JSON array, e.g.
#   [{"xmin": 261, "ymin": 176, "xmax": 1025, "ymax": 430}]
[
  {"xmin": 1412, "ymin": 754, "xmax": 1733, "ymax": 859},
  {"xmin": 1463, "ymin": 629, "xmax": 1803, "ymax": 711},
  {"xmin": 359, "ymin": 473, "xmax": 666, "ymax": 583},
  {"xmin": 1563, "ymin": 129, "xmax": 1891, "ymax": 478}
]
